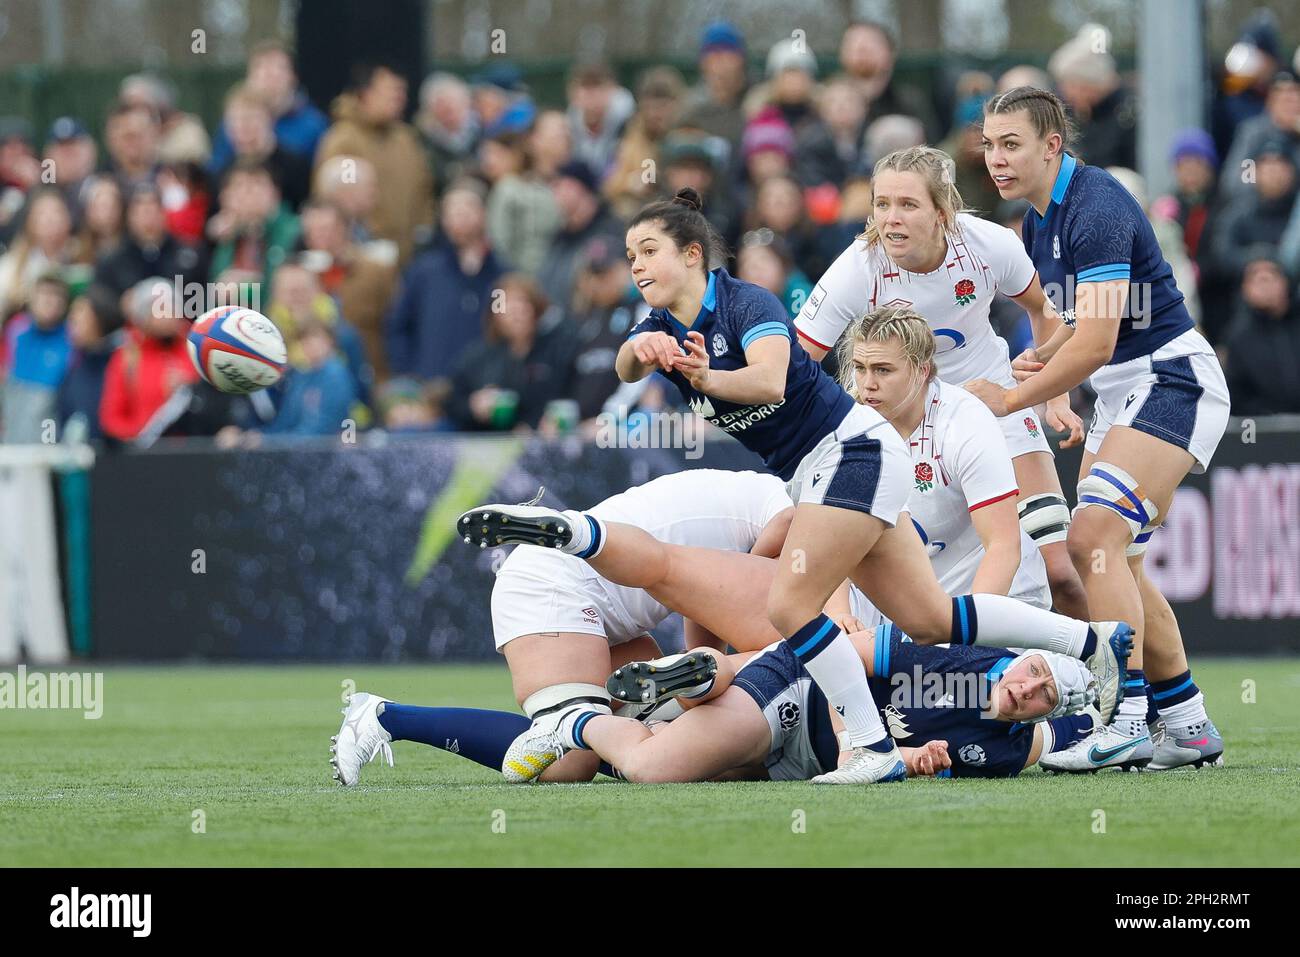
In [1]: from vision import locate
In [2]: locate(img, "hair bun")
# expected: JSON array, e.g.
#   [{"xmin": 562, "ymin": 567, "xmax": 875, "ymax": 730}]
[{"xmin": 671, "ymin": 187, "xmax": 704, "ymax": 212}]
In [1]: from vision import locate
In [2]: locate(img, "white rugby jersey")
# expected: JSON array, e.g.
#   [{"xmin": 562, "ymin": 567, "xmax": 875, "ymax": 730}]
[
  {"xmin": 796, "ymin": 213, "xmax": 1037, "ymax": 383},
  {"xmin": 852, "ymin": 380, "xmax": 1048, "ymax": 615},
  {"xmin": 502, "ymin": 469, "xmax": 793, "ymax": 637}
]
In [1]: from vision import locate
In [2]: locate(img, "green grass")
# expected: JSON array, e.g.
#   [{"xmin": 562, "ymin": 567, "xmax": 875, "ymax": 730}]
[{"xmin": 2, "ymin": 659, "xmax": 1298, "ymax": 867}]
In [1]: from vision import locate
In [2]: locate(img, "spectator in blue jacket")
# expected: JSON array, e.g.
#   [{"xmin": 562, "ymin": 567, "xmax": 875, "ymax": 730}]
[
  {"xmin": 384, "ymin": 179, "xmax": 507, "ymax": 383},
  {"xmin": 264, "ymin": 318, "xmax": 357, "ymax": 437},
  {"xmin": 1, "ymin": 273, "xmax": 72, "ymax": 443},
  {"xmin": 209, "ymin": 40, "xmax": 328, "ymax": 170}
]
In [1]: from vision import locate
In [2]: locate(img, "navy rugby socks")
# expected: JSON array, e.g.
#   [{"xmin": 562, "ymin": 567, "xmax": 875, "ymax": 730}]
[{"xmin": 378, "ymin": 704, "xmax": 529, "ymax": 771}]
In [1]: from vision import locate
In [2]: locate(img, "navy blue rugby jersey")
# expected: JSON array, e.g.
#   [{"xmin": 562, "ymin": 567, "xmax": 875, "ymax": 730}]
[
  {"xmin": 1022, "ymin": 152, "xmax": 1194, "ymax": 365},
  {"xmin": 867, "ymin": 630, "xmax": 1036, "ymax": 779},
  {"xmin": 628, "ymin": 268, "xmax": 854, "ymax": 480}
]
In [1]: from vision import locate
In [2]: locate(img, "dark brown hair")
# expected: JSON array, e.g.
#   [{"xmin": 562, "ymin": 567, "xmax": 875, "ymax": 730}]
[
  {"xmin": 627, "ymin": 187, "xmax": 728, "ymax": 274},
  {"xmin": 484, "ymin": 273, "xmax": 549, "ymax": 343},
  {"xmin": 983, "ymin": 86, "xmax": 1076, "ymax": 148}
]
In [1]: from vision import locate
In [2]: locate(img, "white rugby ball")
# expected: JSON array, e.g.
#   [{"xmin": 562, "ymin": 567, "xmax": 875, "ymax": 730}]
[{"xmin": 187, "ymin": 306, "xmax": 288, "ymax": 394}]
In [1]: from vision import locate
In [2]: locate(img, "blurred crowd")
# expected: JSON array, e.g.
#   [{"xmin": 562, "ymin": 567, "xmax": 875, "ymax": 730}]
[{"xmin": 2, "ymin": 12, "xmax": 1300, "ymax": 449}]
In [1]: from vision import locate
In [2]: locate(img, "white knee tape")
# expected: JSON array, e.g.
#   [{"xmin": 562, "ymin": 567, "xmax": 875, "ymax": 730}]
[
  {"xmin": 1018, "ymin": 493, "xmax": 1071, "ymax": 546},
  {"xmin": 522, "ymin": 683, "xmax": 612, "ymax": 719},
  {"xmin": 1126, "ymin": 522, "xmax": 1157, "ymax": 557},
  {"xmin": 1074, "ymin": 463, "xmax": 1159, "ymax": 542}
]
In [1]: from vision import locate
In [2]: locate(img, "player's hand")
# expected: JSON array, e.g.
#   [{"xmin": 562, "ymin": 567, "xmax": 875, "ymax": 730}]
[
  {"xmin": 1011, "ymin": 348, "xmax": 1045, "ymax": 383},
  {"xmin": 833, "ymin": 614, "xmax": 867, "ymax": 636},
  {"xmin": 963, "ymin": 378, "xmax": 1012, "ymax": 417},
  {"xmin": 1045, "ymin": 394, "xmax": 1084, "ymax": 448},
  {"xmin": 903, "ymin": 740, "xmax": 951, "ymax": 777},
  {"xmin": 671, "ymin": 330, "xmax": 712, "ymax": 392},
  {"xmin": 631, "ymin": 331, "xmax": 680, "ymax": 372}
]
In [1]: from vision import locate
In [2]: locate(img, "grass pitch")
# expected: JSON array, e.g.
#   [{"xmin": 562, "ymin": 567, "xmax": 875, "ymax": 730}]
[{"xmin": 2, "ymin": 659, "xmax": 1297, "ymax": 867}]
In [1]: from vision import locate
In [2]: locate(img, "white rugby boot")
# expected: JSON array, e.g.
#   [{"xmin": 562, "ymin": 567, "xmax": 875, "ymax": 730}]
[
  {"xmin": 606, "ymin": 651, "xmax": 718, "ymax": 706},
  {"xmin": 1038, "ymin": 707, "xmax": 1152, "ymax": 773},
  {"xmin": 330, "ymin": 692, "xmax": 394, "ymax": 786},
  {"xmin": 811, "ymin": 742, "xmax": 909, "ymax": 784},
  {"xmin": 500, "ymin": 707, "xmax": 586, "ymax": 784}
]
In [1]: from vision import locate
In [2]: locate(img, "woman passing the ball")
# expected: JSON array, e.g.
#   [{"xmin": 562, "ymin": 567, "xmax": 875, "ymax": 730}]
[
  {"xmin": 450, "ymin": 186, "xmax": 1132, "ymax": 786},
  {"xmin": 968, "ymin": 87, "xmax": 1230, "ymax": 771}
]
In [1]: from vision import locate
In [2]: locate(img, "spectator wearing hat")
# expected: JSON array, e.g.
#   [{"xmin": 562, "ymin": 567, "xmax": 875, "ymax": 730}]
[
  {"xmin": 1220, "ymin": 70, "xmax": 1300, "ymax": 204},
  {"xmin": 566, "ymin": 60, "xmax": 636, "ymax": 176},
  {"xmin": 416, "ymin": 72, "xmax": 481, "ymax": 198},
  {"xmin": 741, "ymin": 107, "xmax": 797, "ymax": 190},
  {"xmin": 528, "ymin": 109, "xmax": 573, "ymax": 181},
  {"xmin": 316, "ymin": 63, "xmax": 434, "ymax": 266},
  {"xmin": 210, "ymin": 40, "xmax": 329, "ymax": 171},
  {"xmin": 0, "ymin": 272, "xmax": 71, "ymax": 443},
  {"xmin": 661, "ymin": 131, "xmax": 740, "ymax": 248},
  {"xmin": 471, "ymin": 63, "xmax": 528, "ymax": 133},
  {"xmin": 105, "ymin": 103, "xmax": 163, "ymax": 196},
  {"xmin": 1205, "ymin": 136, "xmax": 1297, "ymax": 294},
  {"xmin": 566, "ymin": 234, "xmax": 657, "ymax": 425},
  {"xmin": 743, "ymin": 39, "xmax": 822, "ymax": 140},
  {"xmin": 679, "ymin": 21, "xmax": 752, "ymax": 152},
  {"xmin": 834, "ymin": 21, "xmax": 938, "ymax": 141},
  {"xmin": 56, "ymin": 284, "xmax": 124, "ymax": 443},
  {"xmin": 384, "ymin": 179, "xmax": 505, "ymax": 383},
  {"xmin": 209, "ymin": 84, "xmax": 312, "ymax": 211},
  {"xmin": 1221, "ymin": 251, "xmax": 1300, "ymax": 415},
  {"xmin": 1212, "ymin": 10, "xmax": 1283, "ymax": 161},
  {"xmin": 297, "ymin": 197, "xmax": 397, "ymax": 380},
  {"xmin": 1152, "ymin": 130, "xmax": 1228, "ymax": 340},
  {"xmin": 92, "ymin": 183, "xmax": 205, "ymax": 300},
  {"xmin": 446, "ymin": 272, "xmax": 575, "ymax": 432},
  {"xmin": 0, "ymin": 188, "xmax": 74, "ymax": 321},
  {"xmin": 536, "ymin": 160, "xmax": 624, "ymax": 314},
  {"xmin": 604, "ymin": 67, "xmax": 687, "ymax": 219},
  {"xmin": 480, "ymin": 126, "xmax": 560, "ymax": 277},
  {"xmin": 1048, "ymin": 28, "xmax": 1137, "ymax": 170},
  {"xmin": 42, "ymin": 117, "xmax": 98, "ymax": 223},
  {"xmin": 0, "ymin": 118, "xmax": 40, "ymax": 246}
]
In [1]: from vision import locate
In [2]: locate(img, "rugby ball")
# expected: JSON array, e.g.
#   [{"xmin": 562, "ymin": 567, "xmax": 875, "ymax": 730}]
[{"xmin": 187, "ymin": 306, "xmax": 288, "ymax": 394}]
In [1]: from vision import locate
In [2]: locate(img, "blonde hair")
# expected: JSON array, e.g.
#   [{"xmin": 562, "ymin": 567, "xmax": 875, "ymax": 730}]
[
  {"xmin": 859, "ymin": 146, "xmax": 973, "ymax": 246},
  {"xmin": 836, "ymin": 305, "xmax": 937, "ymax": 399}
]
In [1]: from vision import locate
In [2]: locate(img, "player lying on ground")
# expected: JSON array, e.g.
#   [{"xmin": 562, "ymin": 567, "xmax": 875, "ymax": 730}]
[
  {"xmin": 508, "ymin": 631, "xmax": 1104, "ymax": 783},
  {"xmin": 330, "ymin": 468, "xmax": 795, "ymax": 786},
  {"xmin": 328, "ymin": 620, "xmax": 1105, "ymax": 786}
]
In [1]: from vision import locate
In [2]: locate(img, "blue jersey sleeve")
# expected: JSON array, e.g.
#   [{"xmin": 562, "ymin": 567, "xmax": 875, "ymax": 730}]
[
  {"xmin": 1063, "ymin": 175, "xmax": 1139, "ymax": 284},
  {"xmin": 726, "ymin": 285, "xmax": 794, "ymax": 352}
]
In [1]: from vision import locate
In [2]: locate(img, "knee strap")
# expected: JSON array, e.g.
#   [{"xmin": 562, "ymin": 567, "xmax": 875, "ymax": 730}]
[
  {"xmin": 522, "ymin": 683, "xmax": 612, "ymax": 719},
  {"xmin": 1018, "ymin": 493, "xmax": 1071, "ymax": 546},
  {"xmin": 1074, "ymin": 463, "xmax": 1159, "ymax": 542},
  {"xmin": 1126, "ymin": 522, "xmax": 1157, "ymax": 557}
]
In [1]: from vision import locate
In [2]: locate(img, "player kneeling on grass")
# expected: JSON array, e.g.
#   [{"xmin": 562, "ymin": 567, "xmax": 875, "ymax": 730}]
[{"xmin": 329, "ymin": 468, "xmax": 793, "ymax": 787}]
